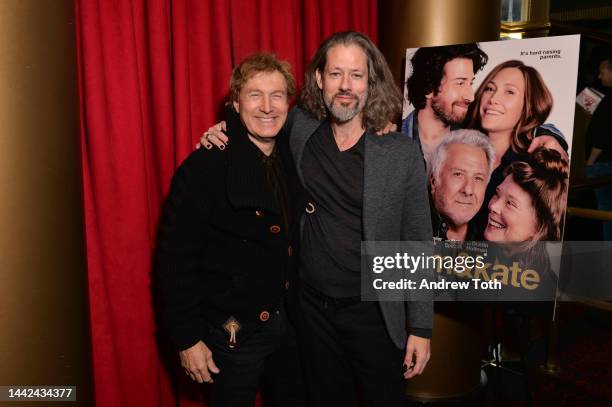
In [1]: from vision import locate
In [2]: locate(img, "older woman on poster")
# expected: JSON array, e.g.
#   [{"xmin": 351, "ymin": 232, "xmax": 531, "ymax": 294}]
[
  {"xmin": 484, "ymin": 146, "xmax": 569, "ymax": 244},
  {"xmin": 482, "ymin": 147, "xmax": 568, "ymax": 302}
]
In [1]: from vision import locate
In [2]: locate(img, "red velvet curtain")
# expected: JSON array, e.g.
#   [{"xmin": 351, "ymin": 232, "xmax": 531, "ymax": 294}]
[{"xmin": 76, "ymin": 1, "xmax": 377, "ymax": 406}]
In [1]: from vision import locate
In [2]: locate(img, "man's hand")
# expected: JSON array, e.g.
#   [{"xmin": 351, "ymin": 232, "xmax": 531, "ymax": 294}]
[
  {"xmin": 527, "ymin": 135, "xmax": 569, "ymax": 161},
  {"xmin": 375, "ymin": 122, "xmax": 397, "ymax": 136},
  {"xmin": 179, "ymin": 340, "xmax": 220, "ymax": 383},
  {"xmin": 196, "ymin": 121, "xmax": 228, "ymax": 150},
  {"xmin": 403, "ymin": 335, "xmax": 430, "ymax": 379}
]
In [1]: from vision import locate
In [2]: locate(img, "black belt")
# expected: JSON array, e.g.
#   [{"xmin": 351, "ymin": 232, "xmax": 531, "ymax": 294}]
[{"xmin": 301, "ymin": 281, "xmax": 361, "ymax": 306}]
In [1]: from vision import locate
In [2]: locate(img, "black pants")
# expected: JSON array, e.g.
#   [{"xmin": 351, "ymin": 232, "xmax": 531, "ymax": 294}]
[
  {"xmin": 205, "ymin": 305, "xmax": 306, "ymax": 407},
  {"xmin": 298, "ymin": 283, "xmax": 406, "ymax": 407}
]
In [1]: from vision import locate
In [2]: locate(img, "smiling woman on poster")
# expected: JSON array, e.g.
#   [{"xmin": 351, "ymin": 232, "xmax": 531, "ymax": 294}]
[
  {"xmin": 485, "ymin": 147, "xmax": 569, "ymax": 244},
  {"xmin": 465, "ymin": 59, "xmax": 567, "ymax": 237},
  {"xmin": 481, "ymin": 147, "xmax": 568, "ymax": 301}
]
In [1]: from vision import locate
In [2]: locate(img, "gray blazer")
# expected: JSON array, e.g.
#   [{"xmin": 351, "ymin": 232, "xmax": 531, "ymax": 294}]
[{"xmin": 288, "ymin": 107, "xmax": 434, "ymax": 349}]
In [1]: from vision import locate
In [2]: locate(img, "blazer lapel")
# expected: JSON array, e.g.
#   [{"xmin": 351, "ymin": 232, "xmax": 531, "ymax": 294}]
[
  {"xmin": 289, "ymin": 108, "xmax": 322, "ymax": 188},
  {"xmin": 363, "ymin": 132, "xmax": 392, "ymax": 241}
]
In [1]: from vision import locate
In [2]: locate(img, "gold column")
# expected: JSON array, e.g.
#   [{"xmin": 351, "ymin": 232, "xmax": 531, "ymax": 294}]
[
  {"xmin": 379, "ymin": 0, "xmax": 501, "ymax": 86},
  {"xmin": 378, "ymin": 1, "xmax": 501, "ymax": 401},
  {"xmin": 405, "ymin": 304, "xmax": 483, "ymax": 401},
  {"xmin": 0, "ymin": 1, "xmax": 92, "ymax": 406}
]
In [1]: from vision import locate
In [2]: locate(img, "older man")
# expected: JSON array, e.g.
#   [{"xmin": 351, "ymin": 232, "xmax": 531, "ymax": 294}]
[
  {"xmin": 155, "ymin": 53, "xmax": 306, "ymax": 407},
  {"xmin": 428, "ymin": 129, "xmax": 494, "ymax": 241}
]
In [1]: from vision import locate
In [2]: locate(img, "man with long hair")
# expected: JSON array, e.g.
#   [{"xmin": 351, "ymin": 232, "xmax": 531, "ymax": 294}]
[{"xmin": 294, "ymin": 31, "xmax": 432, "ymax": 407}]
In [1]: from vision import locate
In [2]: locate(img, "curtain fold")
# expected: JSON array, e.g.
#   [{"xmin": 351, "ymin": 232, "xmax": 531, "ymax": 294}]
[{"xmin": 76, "ymin": 1, "xmax": 377, "ymax": 405}]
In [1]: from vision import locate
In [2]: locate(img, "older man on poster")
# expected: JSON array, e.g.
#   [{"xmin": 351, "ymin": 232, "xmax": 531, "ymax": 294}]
[{"xmin": 428, "ymin": 129, "xmax": 494, "ymax": 241}]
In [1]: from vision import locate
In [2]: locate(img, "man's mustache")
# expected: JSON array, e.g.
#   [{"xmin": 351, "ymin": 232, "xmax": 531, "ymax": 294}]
[
  {"xmin": 333, "ymin": 91, "xmax": 358, "ymax": 100},
  {"xmin": 453, "ymin": 101, "xmax": 471, "ymax": 108}
]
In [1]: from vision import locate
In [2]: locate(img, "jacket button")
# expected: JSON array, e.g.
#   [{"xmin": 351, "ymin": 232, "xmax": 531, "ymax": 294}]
[
  {"xmin": 259, "ymin": 311, "xmax": 270, "ymax": 322},
  {"xmin": 284, "ymin": 281, "xmax": 290, "ymax": 290},
  {"xmin": 255, "ymin": 210, "xmax": 264, "ymax": 217},
  {"xmin": 269, "ymin": 225, "xmax": 281, "ymax": 234},
  {"xmin": 287, "ymin": 245, "xmax": 293, "ymax": 256},
  {"xmin": 305, "ymin": 202, "xmax": 315, "ymax": 214}
]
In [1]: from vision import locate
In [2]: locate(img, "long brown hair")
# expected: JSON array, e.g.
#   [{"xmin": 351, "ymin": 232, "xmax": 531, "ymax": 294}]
[
  {"xmin": 466, "ymin": 60, "xmax": 553, "ymax": 153},
  {"xmin": 298, "ymin": 31, "xmax": 402, "ymax": 130}
]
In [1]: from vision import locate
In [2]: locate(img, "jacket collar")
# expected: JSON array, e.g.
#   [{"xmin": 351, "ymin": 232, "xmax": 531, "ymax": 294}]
[{"xmin": 225, "ymin": 107, "xmax": 279, "ymax": 213}]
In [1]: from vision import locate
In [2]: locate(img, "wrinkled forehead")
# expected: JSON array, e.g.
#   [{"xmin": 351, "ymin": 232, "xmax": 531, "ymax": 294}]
[
  {"xmin": 500, "ymin": 175, "xmax": 533, "ymax": 201},
  {"xmin": 239, "ymin": 70, "xmax": 288, "ymax": 93},
  {"xmin": 443, "ymin": 143, "xmax": 490, "ymax": 172}
]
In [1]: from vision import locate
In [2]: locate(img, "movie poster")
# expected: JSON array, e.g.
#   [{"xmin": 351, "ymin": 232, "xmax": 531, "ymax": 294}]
[{"xmin": 399, "ymin": 36, "xmax": 580, "ymax": 301}]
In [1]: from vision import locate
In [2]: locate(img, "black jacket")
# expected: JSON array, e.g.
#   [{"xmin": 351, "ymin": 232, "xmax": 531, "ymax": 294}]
[{"xmin": 155, "ymin": 108, "xmax": 306, "ymax": 351}]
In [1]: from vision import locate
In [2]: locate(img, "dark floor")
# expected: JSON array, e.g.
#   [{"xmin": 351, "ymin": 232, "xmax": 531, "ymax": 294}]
[{"xmin": 405, "ymin": 304, "xmax": 612, "ymax": 407}]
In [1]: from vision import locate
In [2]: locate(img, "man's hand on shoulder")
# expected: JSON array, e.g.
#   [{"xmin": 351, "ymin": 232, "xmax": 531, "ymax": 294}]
[
  {"xmin": 179, "ymin": 340, "xmax": 220, "ymax": 383},
  {"xmin": 375, "ymin": 121, "xmax": 397, "ymax": 136},
  {"xmin": 403, "ymin": 334, "xmax": 431, "ymax": 379},
  {"xmin": 196, "ymin": 121, "xmax": 229, "ymax": 150}
]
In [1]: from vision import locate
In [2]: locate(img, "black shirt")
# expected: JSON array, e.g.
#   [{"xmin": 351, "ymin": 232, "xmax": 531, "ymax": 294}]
[
  {"xmin": 258, "ymin": 147, "xmax": 291, "ymax": 236},
  {"xmin": 585, "ymin": 95, "xmax": 612, "ymax": 163},
  {"xmin": 431, "ymin": 205, "xmax": 478, "ymax": 242},
  {"xmin": 300, "ymin": 121, "xmax": 365, "ymax": 298}
]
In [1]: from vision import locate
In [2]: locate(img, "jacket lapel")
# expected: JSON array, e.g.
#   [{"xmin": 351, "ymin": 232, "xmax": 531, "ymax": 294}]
[
  {"xmin": 363, "ymin": 132, "xmax": 392, "ymax": 241},
  {"xmin": 289, "ymin": 108, "xmax": 322, "ymax": 188},
  {"xmin": 277, "ymin": 129, "xmax": 307, "ymax": 235}
]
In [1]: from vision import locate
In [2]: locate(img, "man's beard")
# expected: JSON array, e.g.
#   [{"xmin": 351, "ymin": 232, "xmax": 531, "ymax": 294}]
[
  {"xmin": 431, "ymin": 96, "xmax": 468, "ymax": 126},
  {"xmin": 324, "ymin": 91, "xmax": 367, "ymax": 123}
]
